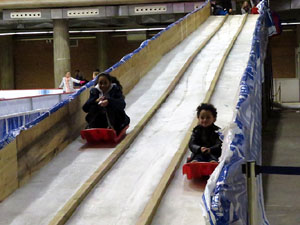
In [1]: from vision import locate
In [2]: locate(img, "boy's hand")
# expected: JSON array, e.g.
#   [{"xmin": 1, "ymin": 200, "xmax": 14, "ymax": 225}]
[{"xmin": 201, "ymin": 147, "xmax": 210, "ymax": 154}]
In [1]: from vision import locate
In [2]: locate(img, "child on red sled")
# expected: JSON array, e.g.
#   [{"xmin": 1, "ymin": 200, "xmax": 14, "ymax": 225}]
[
  {"xmin": 187, "ymin": 103, "xmax": 222, "ymax": 163},
  {"xmin": 82, "ymin": 72, "xmax": 130, "ymax": 134}
]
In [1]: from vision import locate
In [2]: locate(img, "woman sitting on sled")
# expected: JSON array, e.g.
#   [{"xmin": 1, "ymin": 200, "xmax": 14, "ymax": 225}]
[{"xmin": 82, "ymin": 72, "xmax": 130, "ymax": 134}]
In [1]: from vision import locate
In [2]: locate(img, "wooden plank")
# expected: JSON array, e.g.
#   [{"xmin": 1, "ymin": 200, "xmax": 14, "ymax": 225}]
[
  {"xmin": 0, "ymin": 140, "xmax": 18, "ymax": 202},
  {"xmin": 48, "ymin": 7, "xmax": 213, "ymax": 225},
  {"xmin": 135, "ymin": 14, "xmax": 248, "ymax": 225},
  {"xmin": 18, "ymin": 119, "xmax": 72, "ymax": 186}
]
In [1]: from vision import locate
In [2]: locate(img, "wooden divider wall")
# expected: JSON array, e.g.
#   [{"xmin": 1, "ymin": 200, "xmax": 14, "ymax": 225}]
[
  {"xmin": 0, "ymin": 140, "xmax": 18, "ymax": 202},
  {"xmin": 0, "ymin": 3, "xmax": 210, "ymax": 202}
]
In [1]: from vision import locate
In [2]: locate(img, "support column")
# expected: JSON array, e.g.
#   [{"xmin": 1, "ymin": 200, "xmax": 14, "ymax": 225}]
[
  {"xmin": 0, "ymin": 36, "xmax": 14, "ymax": 89},
  {"xmin": 53, "ymin": 19, "xmax": 71, "ymax": 88},
  {"xmin": 96, "ymin": 33, "xmax": 108, "ymax": 72}
]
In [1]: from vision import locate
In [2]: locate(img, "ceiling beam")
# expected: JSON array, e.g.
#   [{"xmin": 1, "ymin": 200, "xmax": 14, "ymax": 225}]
[{"xmin": 0, "ymin": 0, "xmax": 195, "ymax": 10}]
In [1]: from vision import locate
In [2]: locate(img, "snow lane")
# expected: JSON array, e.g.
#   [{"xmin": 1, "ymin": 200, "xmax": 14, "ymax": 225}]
[
  {"xmin": 0, "ymin": 139, "xmax": 113, "ymax": 225},
  {"xmin": 125, "ymin": 16, "xmax": 224, "ymax": 130},
  {"xmin": 66, "ymin": 15, "xmax": 246, "ymax": 225},
  {"xmin": 151, "ymin": 15, "xmax": 259, "ymax": 225}
]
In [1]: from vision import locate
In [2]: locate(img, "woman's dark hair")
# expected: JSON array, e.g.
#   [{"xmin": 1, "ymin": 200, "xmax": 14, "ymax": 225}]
[
  {"xmin": 98, "ymin": 72, "xmax": 123, "ymax": 91},
  {"xmin": 196, "ymin": 103, "xmax": 217, "ymax": 118},
  {"xmin": 98, "ymin": 72, "xmax": 112, "ymax": 82}
]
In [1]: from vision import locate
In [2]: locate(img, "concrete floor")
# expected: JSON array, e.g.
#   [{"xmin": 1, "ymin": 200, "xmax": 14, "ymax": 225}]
[{"xmin": 262, "ymin": 108, "xmax": 300, "ymax": 225}]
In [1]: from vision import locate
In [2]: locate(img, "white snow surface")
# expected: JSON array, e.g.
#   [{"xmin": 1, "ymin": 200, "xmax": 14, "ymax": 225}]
[{"xmin": 0, "ymin": 15, "xmax": 259, "ymax": 225}]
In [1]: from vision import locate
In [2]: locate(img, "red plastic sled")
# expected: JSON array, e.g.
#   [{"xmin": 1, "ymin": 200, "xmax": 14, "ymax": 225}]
[
  {"xmin": 80, "ymin": 125, "xmax": 129, "ymax": 144},
  {"xmin": 182, "ymin": 162, "xmax": 219, "ymax": 180}
]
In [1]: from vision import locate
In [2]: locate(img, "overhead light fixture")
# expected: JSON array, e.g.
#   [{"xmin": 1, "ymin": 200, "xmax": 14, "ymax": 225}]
[
  {"xmin": 0, "ymin": 27, "xmax": 165, "ymax": 36},
  {"xmin": 0, "ymin": 31, "xmax": 53, "ymax": 36},
  {"xmin": 281, "ymin": 22, "xmax": 300, "ymax": 26}
]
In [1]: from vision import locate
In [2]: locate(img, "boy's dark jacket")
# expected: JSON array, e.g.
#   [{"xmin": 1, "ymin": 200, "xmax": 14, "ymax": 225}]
[{"xmin": 188, "ymin": 124, "xmax": 222, "ymax": 162}]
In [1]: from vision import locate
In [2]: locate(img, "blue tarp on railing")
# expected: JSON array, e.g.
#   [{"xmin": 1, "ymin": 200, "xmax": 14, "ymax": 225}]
[
  {"xmin": 0, "ymin": 93, "xmax": 71, "ymax": 149},
  {"xmin": 202, "ymin": 0, "xmax": 272, "ymax": 224},
  {"xmin": 0, "ymin": 111, "xmax": 45, "ymax": 148}
]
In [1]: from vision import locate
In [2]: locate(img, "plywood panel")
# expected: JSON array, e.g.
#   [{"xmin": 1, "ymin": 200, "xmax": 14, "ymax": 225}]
[{"xmin": 0, "ymin": 140, "xmax": 18, "ymax": 202}]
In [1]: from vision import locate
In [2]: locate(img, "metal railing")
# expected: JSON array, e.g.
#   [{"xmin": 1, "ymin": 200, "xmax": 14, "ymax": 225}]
[{"xmin": 242, "ymin": 161, "xmax": 300, "ymax": 225}]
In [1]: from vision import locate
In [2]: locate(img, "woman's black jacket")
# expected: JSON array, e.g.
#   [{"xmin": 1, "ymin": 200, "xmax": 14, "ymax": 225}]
[{"xmin": 82, "ymin": 85, "xmax": 126, "ymax": 113}]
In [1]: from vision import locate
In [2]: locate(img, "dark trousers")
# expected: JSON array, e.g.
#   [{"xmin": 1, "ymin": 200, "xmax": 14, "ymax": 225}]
[
  {"xmin": 85, "ymin": 105, "xmax": 129, "ymax": 133},
  {"xmin": 188, "ymin": 152, "xmax": 219, "ymax": 162}
]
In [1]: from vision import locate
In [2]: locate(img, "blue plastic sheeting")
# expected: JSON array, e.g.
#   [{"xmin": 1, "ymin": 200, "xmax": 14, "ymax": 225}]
[
  {"xmin": 0, "ymin": 1, "xmax": 209, "ymax": 151},
  {"xmin": 0, "ymin": 93, "xmax": 71, "ymax": 149},
  {"xmin": 0, "ymin": 92, "xmax": 72, "ymax": 149},
  {"xmin": 0, "ymin": 112, "xmax": 44, "ymax": 149},
  {"xmin": 202, "ymin": 1, "xmax": 271, "ymax": 224}
]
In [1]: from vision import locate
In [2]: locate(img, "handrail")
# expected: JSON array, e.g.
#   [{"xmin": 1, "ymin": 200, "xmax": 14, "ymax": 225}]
[
  {"xmin": 0, "ymin": 89, "xmax": 71, "ymax": 101},
  {"xmin": 0, "ymin": 91, "xmax": 71, "ymax": 117},
  {"xmin": 242, "ymin": 160, "xmax": 300, "ymax": 225},
  {"xmin": 0, "ymin": 108, "xmax": 48, "ymax": 120}
]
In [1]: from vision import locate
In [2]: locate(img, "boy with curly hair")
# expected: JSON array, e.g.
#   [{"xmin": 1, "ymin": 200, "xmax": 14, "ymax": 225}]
[{"xmin": 188, "ymin": 103, "xmax": 222, "ymax": 162}]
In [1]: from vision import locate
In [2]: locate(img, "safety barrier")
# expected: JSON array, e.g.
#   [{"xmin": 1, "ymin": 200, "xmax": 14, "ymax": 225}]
[
  {"xmin": 0, "ymin": 110, "xmax": 46, "ymax": 149},
  {"xmin": 0, "ymin": 90, "xmax": 71, "ymax": 149},
  {"xmin": 0, "ymin": 88, "xmax": 63, "ymax": 99},
  {"xmin": 0, "ymin": 89, "xmax": 69, "ymax": 116},
  {"xmin": 202, "ymin": 1, "xmax": 273, "ymax": 224},
  {"xmin": 243, "ymin": 161, "xmax": 300, "ymax": 224}
]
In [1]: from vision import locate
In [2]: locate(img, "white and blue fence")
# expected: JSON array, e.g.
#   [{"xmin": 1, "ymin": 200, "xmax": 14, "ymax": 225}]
[{"xmin": 202, "ymin": 0, "xmax": 273, "ymax": 224}]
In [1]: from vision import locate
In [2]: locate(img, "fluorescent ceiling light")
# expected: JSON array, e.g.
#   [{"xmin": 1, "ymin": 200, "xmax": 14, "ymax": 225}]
[
  {"xmin": 281, "ymin": 22, "xmax": 300, "ymax": 26},
  {"xmin": 0, "ymin": 27, "xmax": 165, "ymax": 36}
]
